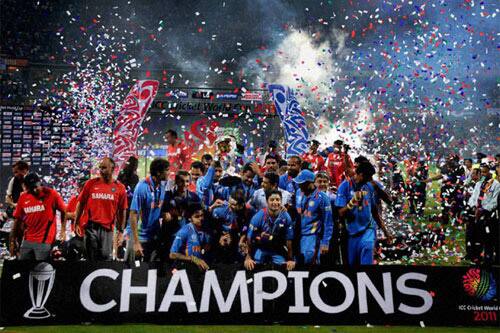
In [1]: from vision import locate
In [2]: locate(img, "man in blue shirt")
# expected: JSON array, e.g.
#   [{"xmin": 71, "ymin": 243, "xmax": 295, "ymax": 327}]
[
  {"xmin": 210, "ymin": 189, "xmax": 251, "ymax": 263},
  {"xmin": 244, "ymin": 190, "xmax": 295, "ymax": 270},
  {"xmin": 336, "ymin": 161, "xmax": 382, "ymax": 266},
  {"xmin": 196, "ymin": 160, "xmax": 226, "ymax": 207},
  {"xmin": 294, "ymin": 169, "xmax": 334, "ymax": 265},
  {"xmin": 221, "ymin": 162, "xmax": 260, "ymax": 202},
  {"xmin": 278, "ymin": 156, "xmax": 303, "ymax": 256},
  {"xmin": 128, "ymin": 158, "xmax": 169, "ymax": 262},
  {"xmin": 170, "ymin": 202, "xmax": 212, "ymax": 271},
  {"xmin": 161, "ymin": 170, "xmax": 201, "ymax": 257},
  {"xmin": 279, "ymin": 155, "xmax": 302, "ymax": 195}
]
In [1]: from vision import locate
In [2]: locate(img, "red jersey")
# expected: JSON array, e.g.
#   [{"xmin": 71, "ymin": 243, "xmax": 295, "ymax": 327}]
[
  {"xmin": 78, "ymin": 178, "xmax": 127, "ymax": 229},
  {"xmin": 66, "ymin": 195, "xmax": 88, "ymax": 231},
  {"xmin": 301, "ymin": 152, "xmax": 326, "ymax": 172},
  {"xmin": 327, "ymin": 152, "xmax": 353, "ymax": 187},
  {"xmin": 167, "ymin": 140, "xmax": 191, "ymax": 179},
  {"xmin": 14, "ymin": 187, "xmax": 66, "ymax": 244}
]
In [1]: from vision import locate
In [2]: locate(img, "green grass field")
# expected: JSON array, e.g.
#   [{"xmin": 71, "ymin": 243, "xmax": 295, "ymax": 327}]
[{"xmin": 1, "ymin": 325, "xmax": 499, "ymax": 333}]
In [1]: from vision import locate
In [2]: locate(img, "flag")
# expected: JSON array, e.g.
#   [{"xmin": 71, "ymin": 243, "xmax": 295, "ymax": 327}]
[
  {"xmin": 268, "ymin": 84, "xmax": 309, "ymax": 158},
  {"xmin": 112, "ymin": 80, "xmax": 159, "ymax": 172}
]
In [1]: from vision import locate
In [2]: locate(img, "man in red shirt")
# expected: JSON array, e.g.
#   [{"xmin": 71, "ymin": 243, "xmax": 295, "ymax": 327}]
[
  {"xmin": 165, "ymin": 129, "xmax": 191, "ymax": 181},
  {"xmin": 75, "ymin": 157, "xmax": 127, "ymax": 261},
  {"xmin": 302, "ymin": 140, "xmax": 326, "ymax": 172},
  {"xmin": 327, "ymin": 140, "xmax": 354, "ymax": 189},
  {"xmin": 10, "ymin": 173, "xmax": 66, "ymax": 260}
]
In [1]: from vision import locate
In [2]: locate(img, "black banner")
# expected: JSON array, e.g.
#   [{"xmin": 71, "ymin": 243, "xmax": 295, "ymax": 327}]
[{"xmin": 1, "ymin": 261, "xmax": 498, "ymax": 326}]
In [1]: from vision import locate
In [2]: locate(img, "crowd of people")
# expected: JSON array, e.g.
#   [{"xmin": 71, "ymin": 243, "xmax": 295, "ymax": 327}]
[{"xmin": 3, "ymin": 129, "xmax": 499, "ymax": 270}]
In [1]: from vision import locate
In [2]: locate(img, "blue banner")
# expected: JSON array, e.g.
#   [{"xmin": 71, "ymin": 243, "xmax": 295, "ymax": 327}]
[{"xmin": 268, "ymin": 84, "xmax": 309, "ymax": 158}]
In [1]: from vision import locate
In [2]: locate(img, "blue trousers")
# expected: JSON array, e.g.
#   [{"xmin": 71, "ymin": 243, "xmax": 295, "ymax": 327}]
[
  {"xmin": 300, "ymin": 234, "xmax": 320, "ymax": 264},
  {"xmin": 348, "ymin": 228, "xmax": 375, "ymax": 266},
  {"xmin": 254, "ymin": 248, "xmax": 286, "ymax": 265}
]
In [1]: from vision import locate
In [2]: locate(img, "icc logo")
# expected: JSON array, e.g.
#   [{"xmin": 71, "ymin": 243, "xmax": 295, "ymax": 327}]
[
  {"xmin": 24, "ymin": 262, "xmax": 56, "ymax": 319},
  {"xmin": 462, "ymin": 268, "xmax": 497, "ymax": 301}
]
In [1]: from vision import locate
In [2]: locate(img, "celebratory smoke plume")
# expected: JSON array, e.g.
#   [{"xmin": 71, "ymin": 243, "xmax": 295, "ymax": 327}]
[{"xmin": 243, "ymin": 26, "xmax": 376, "ymax": 152}]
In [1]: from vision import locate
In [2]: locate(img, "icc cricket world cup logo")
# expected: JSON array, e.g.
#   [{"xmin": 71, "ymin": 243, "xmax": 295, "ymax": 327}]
[{"xmin": 24, "ymin": 262, "xmax": 56, "ymax": 319}]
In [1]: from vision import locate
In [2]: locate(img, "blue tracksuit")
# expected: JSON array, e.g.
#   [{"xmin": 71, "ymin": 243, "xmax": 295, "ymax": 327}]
[
  {"xmin": 170, "ymin": 223, "xmax": 212, "ymax": 260},
  {"xmin": 335, "ymin": 180, "xmax": 377, "ymax": 266},
  {"xmin": 247, "ymin": 209, "xmax": 294, "ymax": 264},
  {"xmin": 297, "ymin": 188, "xmax": 334, "ymax": 264}
]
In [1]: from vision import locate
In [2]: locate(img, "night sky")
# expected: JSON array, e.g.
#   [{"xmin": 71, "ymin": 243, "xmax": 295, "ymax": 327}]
[{"xmin": 1, "ymin": 0, "xmax": 498, "ymax": 154}]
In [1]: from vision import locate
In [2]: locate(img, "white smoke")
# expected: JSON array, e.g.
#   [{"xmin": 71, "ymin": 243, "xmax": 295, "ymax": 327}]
[
  {"xmin": 245, "ymin": 27, "xmax": 348, "ymax": 99},
  {"xmin": 244, "ymin": 27, "xmax": 377, "ymax": 152},
  {"xmin": 315, "ymin": 98, "xmax": 375, "ymax": 153}
]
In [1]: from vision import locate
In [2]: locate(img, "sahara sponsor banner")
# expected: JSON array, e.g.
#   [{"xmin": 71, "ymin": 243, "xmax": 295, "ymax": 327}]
[{"xmin": 1, "ymin": 261, "xmax": 498, "ymax": 326}]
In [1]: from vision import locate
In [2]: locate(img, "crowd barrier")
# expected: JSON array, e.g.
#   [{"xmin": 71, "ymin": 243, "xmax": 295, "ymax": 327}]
[{"xmin": 1, "ymin": 260, "xmax": 498, "ymax": 326}]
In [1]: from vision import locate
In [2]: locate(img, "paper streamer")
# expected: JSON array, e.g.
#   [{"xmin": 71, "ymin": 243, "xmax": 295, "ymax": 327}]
[{"xmin": 112, "ymin": 80, "xmax": 159, "ymax": 172}]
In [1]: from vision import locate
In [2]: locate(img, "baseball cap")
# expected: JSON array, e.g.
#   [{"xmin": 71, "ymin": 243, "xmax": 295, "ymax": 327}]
[
  {"xmin": 23, "ymin": 173, "xmax": 41, "ymax": 189},
  {"xmin": 293, "ymin": 169, "xmax": 315, "ymax": 184}
]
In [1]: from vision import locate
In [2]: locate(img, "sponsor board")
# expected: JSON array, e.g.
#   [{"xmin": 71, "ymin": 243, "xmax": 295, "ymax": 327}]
[
  {"xmin": 241, "ymin": 92, "xmax": 262, "ymax": 101},
  {"xmin": 192, "ymin": 91, "xmax": 214, "ymax": 100},
  {"xmin": 215, "ymin": 93, "xmax": 239, "ymax": 100}
]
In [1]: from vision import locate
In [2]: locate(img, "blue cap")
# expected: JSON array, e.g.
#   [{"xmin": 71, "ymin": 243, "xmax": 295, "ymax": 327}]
[{"xmin": 293, "ymin": 169, "xmax": 315, "ymax": 184}]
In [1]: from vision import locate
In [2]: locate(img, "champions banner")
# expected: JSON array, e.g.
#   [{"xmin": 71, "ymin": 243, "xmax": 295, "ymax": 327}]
[
  {"xmin": 268, "ymin": 84, "xmax": 309, "ymax": 158},
  {"xmin": 113, "ymin": 80, "xmax": 159, "ymax": 172},
  {"xmin": 1, "ymin": 261, "xmax": 498, "ymax": 326}
]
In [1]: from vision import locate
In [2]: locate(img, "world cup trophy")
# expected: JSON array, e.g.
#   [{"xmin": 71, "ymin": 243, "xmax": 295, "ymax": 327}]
[{"xmin": 24, "ymin": 262, "xmax": 56, "ymax": 319}]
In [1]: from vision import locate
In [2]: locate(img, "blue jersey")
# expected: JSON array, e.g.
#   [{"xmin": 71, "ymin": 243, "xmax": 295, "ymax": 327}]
[
  {"xmin": 212, "ymin": 203, "xmax": 243, "ymax": 234},
  {"xmin": 247, "ymin": 208, "xmax": 294, "ymax": 253},
  {"xmin": 162, "ymin": 188, "xmax": 201, "ymax": 226},
  {"xmin": 279, "ymin": 173, "xmax": 299, "ymax": 194},
  {"xmin": 335, "ymin": 180, "xmax": 377, "ymax": 236},
  {"xmin": 129, "ymin": 177, "xmax": 166, "ymax": 242},
  {"xmin": 161, "ymin": 188, "xmax": 201, "ymax": 242},
  {"xmin": 196, "ymin": 166, "xmax": 229, "ymax": 207},
  {"xmin": 247, "ymin": 209, "xmax": 294, "ymax": 244},
  {"xmin": 170, "ymin": 223, "xmax": 212, "ymax": 259},
  {"xmin": 297, "ymin": 188, "xmax": 334, "ymax": 247}
]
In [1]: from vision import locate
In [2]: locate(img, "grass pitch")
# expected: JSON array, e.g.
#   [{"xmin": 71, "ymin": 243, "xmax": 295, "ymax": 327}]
[{"xmin": 1, "ymin": 325, "xmax": 499, "ymax": 333}]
